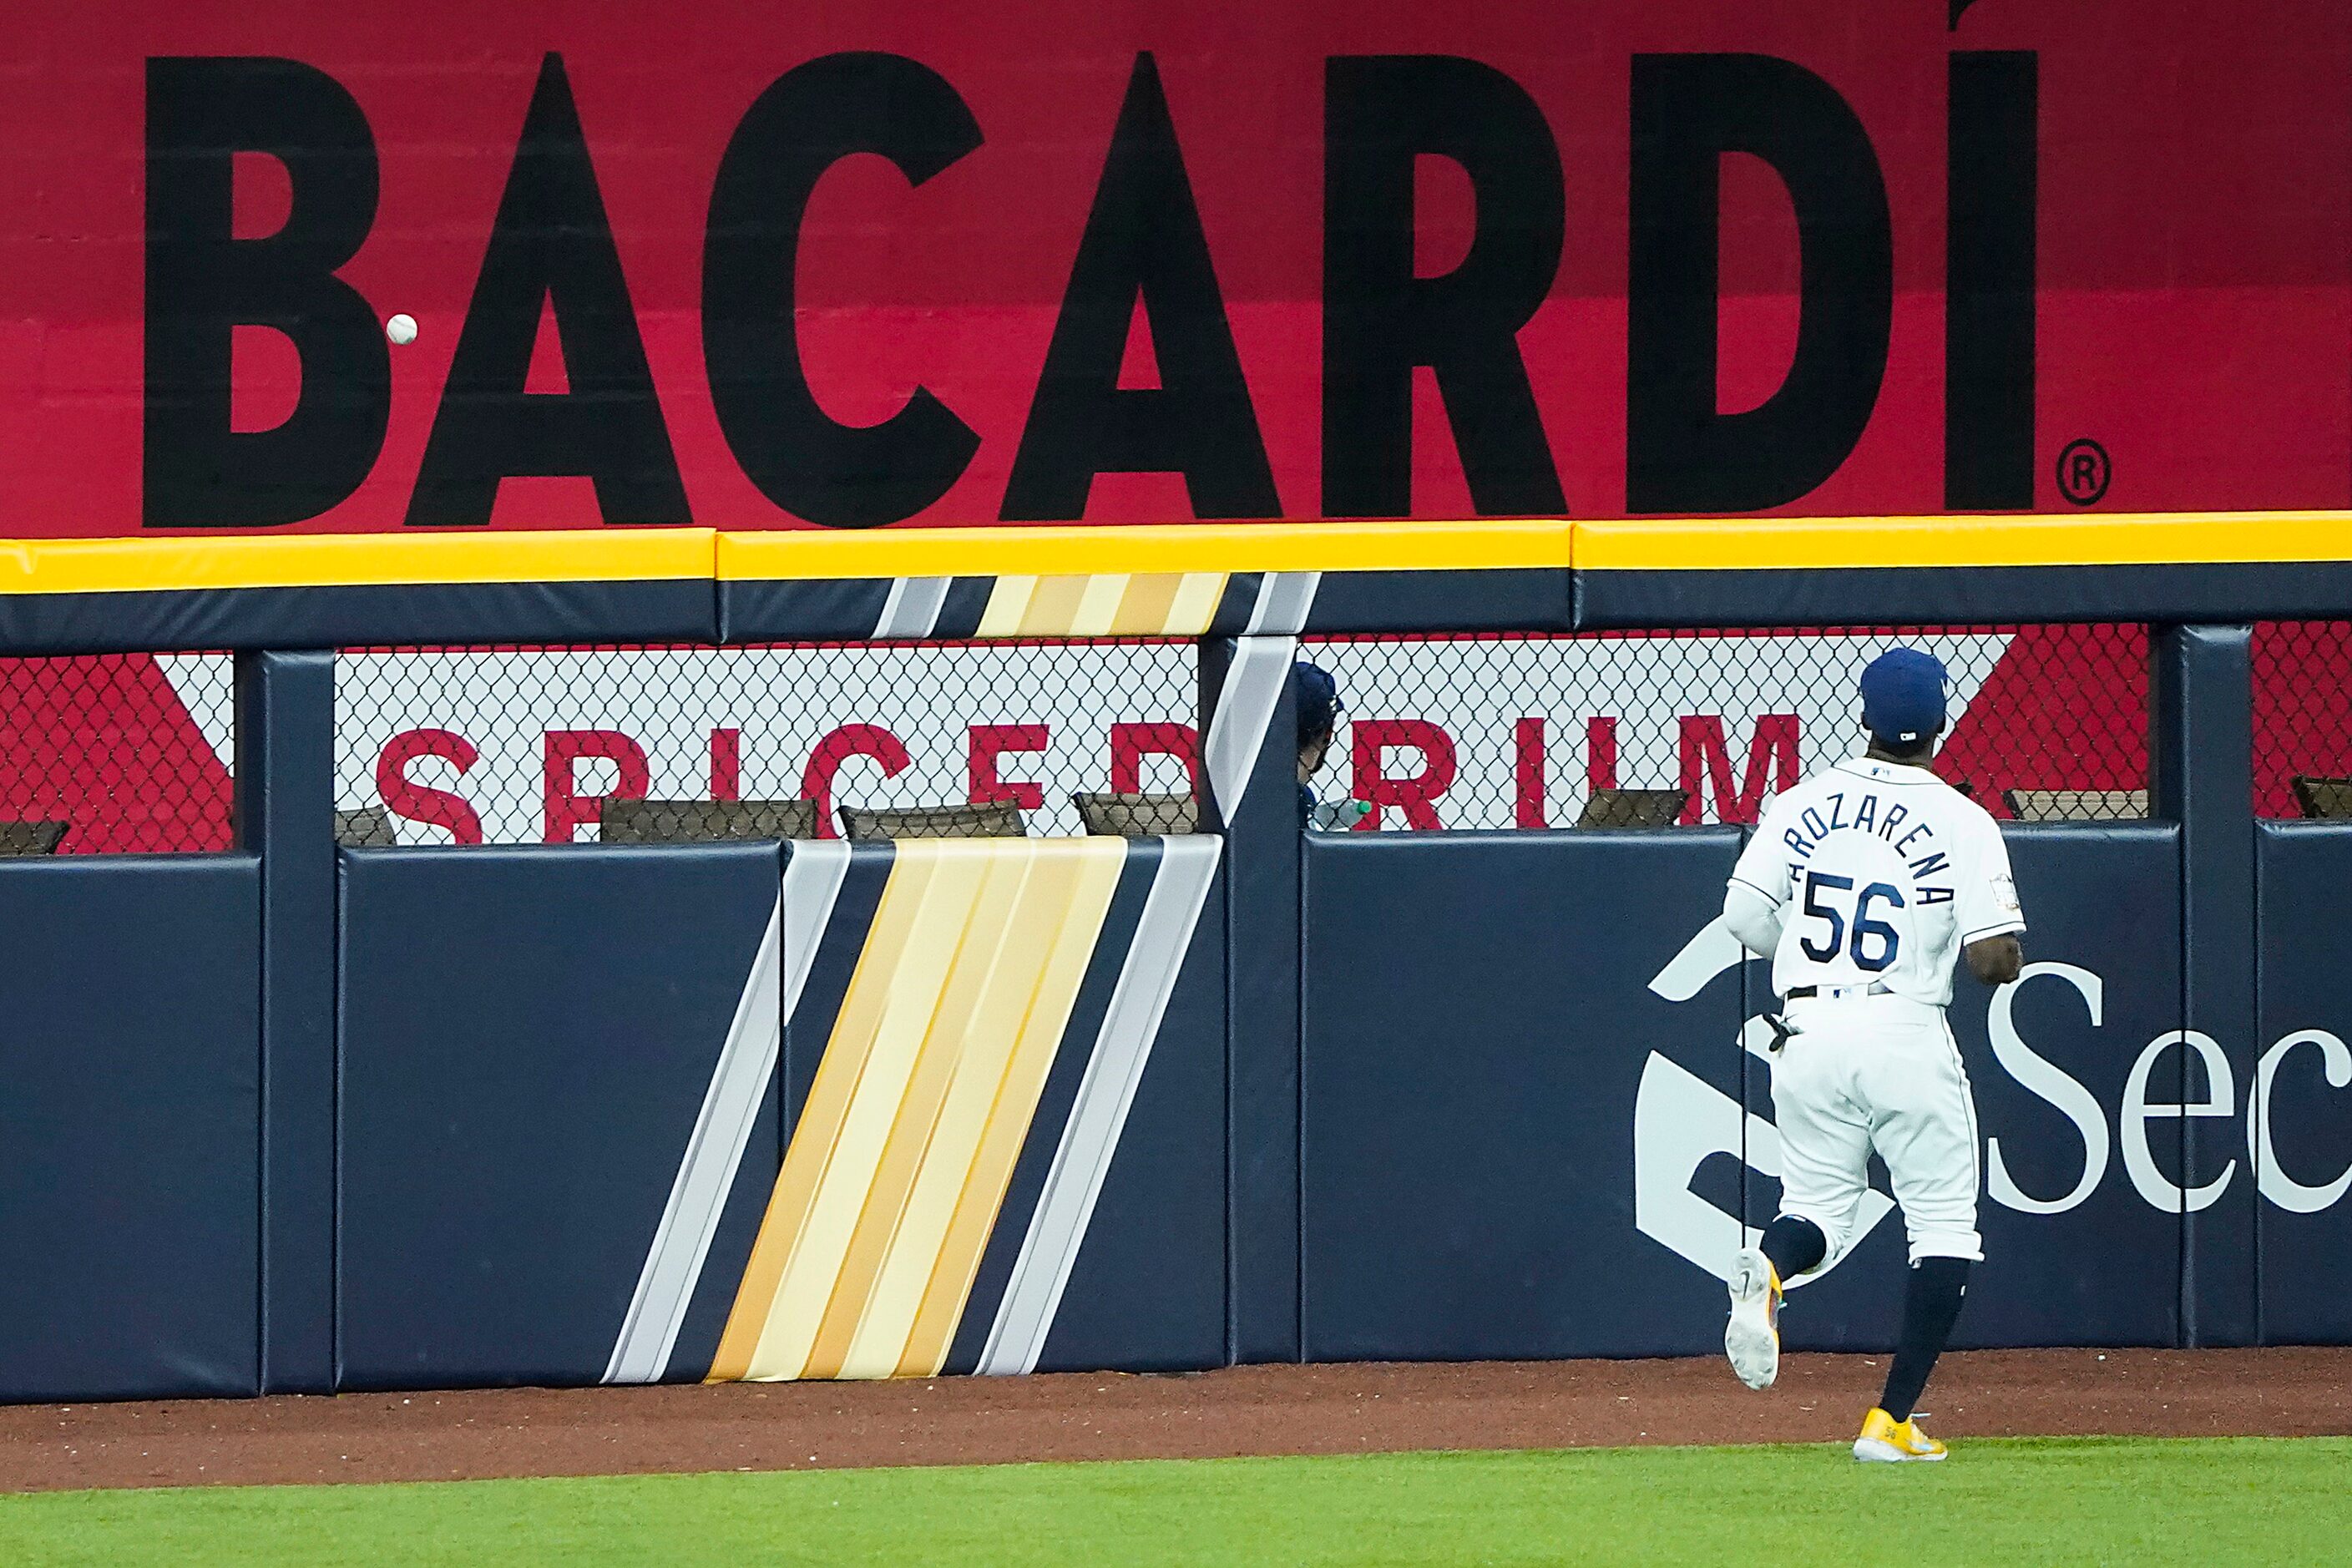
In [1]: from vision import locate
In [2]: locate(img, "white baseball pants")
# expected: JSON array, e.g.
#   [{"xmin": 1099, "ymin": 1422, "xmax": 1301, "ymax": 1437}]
[{"xmin": 1771, "ymin": 994, "xmax": 1984, "ymax": 1268}]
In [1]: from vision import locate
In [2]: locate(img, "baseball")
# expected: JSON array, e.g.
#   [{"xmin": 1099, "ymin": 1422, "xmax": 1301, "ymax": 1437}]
[{"xmin": 385, "ymin": 313, "xmax": 418, "ymax": 346}]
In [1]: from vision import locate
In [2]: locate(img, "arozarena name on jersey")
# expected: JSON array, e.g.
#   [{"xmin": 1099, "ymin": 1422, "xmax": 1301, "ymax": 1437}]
[{"xmin": 1774, "ymin": 791, "xmax": 1955, "ymax": 905}]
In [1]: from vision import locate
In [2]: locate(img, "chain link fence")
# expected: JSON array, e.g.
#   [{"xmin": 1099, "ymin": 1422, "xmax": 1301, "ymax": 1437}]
[
  {"xmin": 333, "ymin": 641, "xmax": 1199, "ymax": 844},
  {"xmin": 326, "ymin": 626, "xmax": 2149, "ymax": 844},
  {"xmin": 0, "ymin": 625, "xmax": 2293, "ymax": 848},
  {"xmin": 2253, "ymin": 620, "xmax": 2352, "ymax": 819},
  {"xmin": 0, "ymin": 653, "xmax": 235, "ymax": 853},
  {"xmin": 1301, "ymin": 625, "xmax": 2150, "ymax": 831}
]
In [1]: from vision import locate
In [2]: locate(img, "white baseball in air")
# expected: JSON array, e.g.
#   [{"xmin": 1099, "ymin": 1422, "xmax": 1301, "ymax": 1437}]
[{"xmin": 385, "ymin": 313, "xmax": 418, "ymax": 346}]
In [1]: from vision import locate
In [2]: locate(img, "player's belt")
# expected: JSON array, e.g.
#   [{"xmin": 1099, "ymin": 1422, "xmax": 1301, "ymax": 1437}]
[{"xmin": 1785, "ymin": 981, "xmax": 1894, "ymax": 1000}]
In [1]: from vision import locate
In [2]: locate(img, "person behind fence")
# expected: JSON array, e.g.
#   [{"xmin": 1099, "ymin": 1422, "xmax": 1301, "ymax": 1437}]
[
  {"xmin": 1716, "ymin": 646, "xmax": 2026, "ymax": 1464},
  {"xmin": 1293, "ymin": 660, "xmax": 1368, "ymax": 830}
]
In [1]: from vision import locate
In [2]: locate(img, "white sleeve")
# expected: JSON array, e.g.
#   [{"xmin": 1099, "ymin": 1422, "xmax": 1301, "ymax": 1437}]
[
  {"xmin": 1727, "ymin": 797, "xmax": 1793, "ymax": 909},
  {"xmin": 1956, "ymin": 814, "xmax": 2026, "ymax": 944},
  {"xmin": 1723, "ymin": 881, "xmax": 1785, "ymax": 959}
]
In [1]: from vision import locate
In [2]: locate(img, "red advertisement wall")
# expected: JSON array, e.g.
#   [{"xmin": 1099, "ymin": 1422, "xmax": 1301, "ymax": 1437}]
[{"xmin": 0, "ymin": 0, "xmax": 2344, "ymax": 536}]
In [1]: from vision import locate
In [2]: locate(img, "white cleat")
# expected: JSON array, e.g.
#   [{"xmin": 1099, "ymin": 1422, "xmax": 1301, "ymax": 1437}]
[{"xmin": 1723, "ymin": 1246, "xmax": 1781, "ymax": 1391}]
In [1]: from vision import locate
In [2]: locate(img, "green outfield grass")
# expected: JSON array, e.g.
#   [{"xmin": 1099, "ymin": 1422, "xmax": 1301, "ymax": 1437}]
[{"xmin": 3, "ymin": 1437, "xmax": 2345, "ymax": 1566}]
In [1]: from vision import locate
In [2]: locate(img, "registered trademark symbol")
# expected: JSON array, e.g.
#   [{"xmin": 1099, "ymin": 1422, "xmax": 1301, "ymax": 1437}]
[{"xmin": 2056, "ymin": 438, "xmax": 2111, "ymax": 506}]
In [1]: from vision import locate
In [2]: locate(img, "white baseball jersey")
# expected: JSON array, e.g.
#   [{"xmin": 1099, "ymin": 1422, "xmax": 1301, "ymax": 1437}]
[{"xmin": 1728, "ymin": 756, "xmax": 2025, "ymax": 1008}]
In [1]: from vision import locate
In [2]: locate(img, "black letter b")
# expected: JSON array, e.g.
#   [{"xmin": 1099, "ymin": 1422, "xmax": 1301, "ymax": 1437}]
[{"xmin": 145, "ymin": 58, "xmax": 388, "ymax": 527}]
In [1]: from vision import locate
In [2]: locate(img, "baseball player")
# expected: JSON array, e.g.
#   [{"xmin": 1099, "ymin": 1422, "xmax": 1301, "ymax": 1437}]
[{"xmin": 1717, "ymin": 647, "xmax": 2025, "ymax": 1462}]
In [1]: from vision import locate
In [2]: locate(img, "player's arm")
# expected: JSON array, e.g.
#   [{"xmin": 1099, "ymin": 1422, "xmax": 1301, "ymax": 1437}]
[
  {"xmin": 1959, "ymin": 814, "xmax": 2026, "ymax": 985},
  {"xmin": 1964, "ymin": 932, "xmax": 2023, "ymax": 985},
  {"xmin": 1722, "ymin": 797, "xmax": 1791, "ymax": 959},
  {"xmin": 1723, "ymin": 882, "xmax": 1785, "ymax": 959}
]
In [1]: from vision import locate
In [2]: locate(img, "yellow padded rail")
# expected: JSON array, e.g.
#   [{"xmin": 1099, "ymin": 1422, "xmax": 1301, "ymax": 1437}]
[
  {"xmin": 0, "ymin": 512, "xmax": 2346, "ymax": 594},
  {"xmin": 715, "ymin": 519, "xmax": 1574, "ymax": 579},
  {"xmin": 0, "ymin": 520, "xmax": 1571, "ymax": 595},
  {"xmin": 0, "ymin": 529, "xmax": 716, "ymax": 594},
  {"xmin": 1575, "ymin": 511, "xmax": 2352, "ymax": 572}
]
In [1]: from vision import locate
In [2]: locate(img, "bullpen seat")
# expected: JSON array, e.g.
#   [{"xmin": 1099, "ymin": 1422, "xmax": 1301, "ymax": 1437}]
[
  {"xmin": 839, "ymin": 802, "xmax": 1027, "ymax": 841},
  {"xmin": 2001, "ymin": 788, "xmax": 2148, "ymax": 822},
  {"xmin": 1576, "ymin": 789, "xmax": 1689, "ymax": 829},
  {"xmin": 2290, "ymin": 775, "xmax": 2352, "ymax": 820},
  {"xmin": 1073, "ymin": 792, "xmax": 1199, "ymax": 836},
  {"xmin": 335, "ymin": 807, "xmax": 397, "ymax": 847},
  {"xmin": 0, "ymin": 821, "xmax": 68, "ymax": 856},
  {"xmin": 599, "ymin": 799, "xmax": 821, "ymax": 842}
]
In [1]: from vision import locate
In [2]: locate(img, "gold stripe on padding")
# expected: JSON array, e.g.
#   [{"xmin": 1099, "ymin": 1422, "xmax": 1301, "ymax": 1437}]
[
  {"xmin": 1068, "ymin": 573, "xmax": 1131, "ymax": 636},
  {"xmin": 976, "ymin": 576, "xmax": 1034, "ymax": 637},
  {"xmin": 1110, "ymin": 572, "xmax": 1185, "ymax": 634},
  {"xmin": 711, "ymin": 838, "xmax": 1124, "ymax": 1383},
  {"xmin": 1014, "ymin": 575, "xmax": 1093, "ymax": 637},
  {"xmin": 801, "ymin": 846, "xmax": 1038, "ymax": 1379},
  {"xmin": 0, "ymin": 528, "xmax": 716, "ymax": 594},
  {"xmin": 749, "ymin": 846, "xmax": 990, "ymax": 1381},
  {"xmin": 864, "ymin": 841, "xmax": 1121, "ymax": 1378},
  {"xmin": 1574, "ymin": 511, "xmax": 2352, "ymax": 573},
  {"xmin": 1164, "ymin": 571, "xmax": 1229, "ymax": 634},
  {"xmin": 707, "ymin": 844, "xmax": 965, "ymax": 1382},
  {"xmin": 716, "ymin": 518, "xmax": 1575, "ymax": 581}
]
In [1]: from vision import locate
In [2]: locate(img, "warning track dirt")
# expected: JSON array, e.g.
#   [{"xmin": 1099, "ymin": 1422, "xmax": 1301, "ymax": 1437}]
[{"xmin": 1, "ymin": 1348, "xmax": 2344, "ymax": 1494}]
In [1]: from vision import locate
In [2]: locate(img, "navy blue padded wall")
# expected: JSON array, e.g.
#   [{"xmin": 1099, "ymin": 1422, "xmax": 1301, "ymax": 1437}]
[
  {"xmin": 1032, "ymin": 871, "xmax": 1227, "ymax": 1374},
  {"xmin": 1301, "ymin": 830, "xmax": 1746, "ymax": 1361},
  {"xmin": 0, "ymin": 857, "xmax": 260, "ymax": 1401},
  {"xmin": 1302, "ymin": 826, "xmax": 2189, "ymax": 1363},
  {"xmin": 2253, "ymin": 823, "xmax": 2352, "ymax": 1344},
  {"xmin": 336, "ymin": 844, "xmax": 779, "ymax": 1389}
]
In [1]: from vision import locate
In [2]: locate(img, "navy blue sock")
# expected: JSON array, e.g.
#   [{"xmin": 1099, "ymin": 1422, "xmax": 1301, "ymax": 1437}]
[
  {"xmin": 1879, "ymin": 1257, "xmax": 1971, "ymax": 1420},
  {"xmin": 1759, "ymin": 1215, "xmax": 1827, "ymax": 1283}
]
